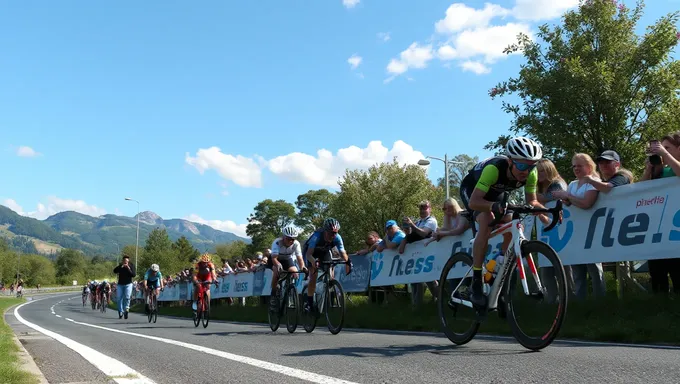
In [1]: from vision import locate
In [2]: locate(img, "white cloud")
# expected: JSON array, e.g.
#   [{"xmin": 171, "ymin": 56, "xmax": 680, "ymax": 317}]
[
  {"xmin": 185, "ymin": 147, "xmax": 263, "ymax": 188},
  {"xmin": 16, "ymin": 146, "xmax": 40, "ymax": 157},
  {"xmin": 3, "ymin": 196, "xmax": 107, "ymax": 220},
  {"xmin": 460, "ymin": 60, "xmax": 491, "ymax": 74},
  {"xmin": 451, "ymin": 23, "xmax": 533, "ymax": 64},
  {"xmin": 435, "ymin": 3, "xmax": 509, "ymax": 34},
  {"xmin": 377, "ymin": 32, "xmax": 391, "ymax": 42},
  {"xmin": 267, "ymin": 140, "xmax": 426, "ymax": 187},
  {"xmin": 437, "ymin": 45, "xmax": 458, "ymax": 61},
  {"xmin": 347, "ymin": 54, "xmax": 363, "ymax": 70},
  {"xmin": 185, "ymin": 214, "xmax": 248, "ymax": 238},
  {"xmin": 343, "ymin": 0, "xmax": 359, "ymax": 9},
  {"xmin": 386, "ymin": 42, "xmax": 434, "ymax": 76},
  {"xmin": 512, "ymin": 0, "xmax": 579, "ymax": 21}
]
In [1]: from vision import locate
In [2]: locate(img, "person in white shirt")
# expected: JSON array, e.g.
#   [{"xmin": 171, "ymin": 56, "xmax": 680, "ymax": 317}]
[{"xmin": 268, "ymin": 224, "xmax": 307, "ymax": 311}]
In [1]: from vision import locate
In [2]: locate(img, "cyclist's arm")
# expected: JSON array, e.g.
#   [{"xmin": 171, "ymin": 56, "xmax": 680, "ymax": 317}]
[
  {"xmin": 210, "ymin": 263, "xmax": 218, "ymax": 281},
  {"xmin": 305, "ymin": 234, "xmax": 318, "ymax": 261},
  {"xmin": 524, "ymin": 169, "xmax": 545, "ymax": 209},
  {"xmin": 293, "ymin": 242, "xmax": 305, "ymax": 269},
  {"xmin": 159, "ymin": 272, "xmax": 164, "ymax": 289},
  {"xmin": 334, "ymin": 236, "xmax": 349, "ymax": 262},
  {"xmin": 469, "ymin": 164, "xmax": 500, "ymax": 212},
  {"xmin": 270, "ymin": 240, "xmax": 282, "ymax": 267}
]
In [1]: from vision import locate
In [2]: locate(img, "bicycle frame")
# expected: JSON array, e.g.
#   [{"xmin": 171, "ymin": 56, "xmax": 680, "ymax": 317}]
[{"xmin": 450, "ymin": 217, "xmax": 543, "ymax": 311}]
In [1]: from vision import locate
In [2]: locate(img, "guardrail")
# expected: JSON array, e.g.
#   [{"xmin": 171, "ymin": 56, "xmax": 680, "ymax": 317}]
[
  {"xmin": 130, "ymin": 177, "xmax": 679, "ymax": 301},
  {"xmin": 1, "ymin": 286, "xmax": 82, "ymax": 296}
]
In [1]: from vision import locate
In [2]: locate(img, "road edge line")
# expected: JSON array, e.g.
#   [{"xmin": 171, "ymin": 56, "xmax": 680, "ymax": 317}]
[
  {"xmin": 3, "ymin": 301, "xmax": 49, "ymax": 384},
  {"xmin": 13, "ymin": 300, "xmax": 157, "ymax": 384}
]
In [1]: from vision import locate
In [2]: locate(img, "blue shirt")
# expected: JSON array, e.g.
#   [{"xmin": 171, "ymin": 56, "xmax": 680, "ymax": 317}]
[
  {"xmin": 144, "ymin": 269, "xmax": 162, "ymax": 282},
  {"xmin": 303, "ymin": 230, "xmax": 345, "ymax": 254},
  {"xmin": 380, "ymin": 230, "xmax": 405, "ymax": 247}
]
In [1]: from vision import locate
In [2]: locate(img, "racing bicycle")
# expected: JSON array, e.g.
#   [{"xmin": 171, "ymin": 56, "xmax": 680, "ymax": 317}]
[
  {"xmin": 268, "ymin": 268, "xmax": 308, "ymax": 333},
  {"xmin": 193, "ymin": 280, "xmax": 217, "ymax": 328},
  {"xmin": 437, "ymin": 201, "xmax": 568, "ymax": 351},
  {"xmin": 301, "ymin": 258, "xmax": 351, "ymax": 335},
  {"xmin": 147, "ymin": 286, "xmax": 162, "ymax": 323},
  {"xmin": 100, "ymin": 289, "xmax": 110, "ymax": 313}
]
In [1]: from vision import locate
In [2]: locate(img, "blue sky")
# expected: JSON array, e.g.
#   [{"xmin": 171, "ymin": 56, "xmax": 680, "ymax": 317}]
[{"xmin": 1, "ymin": 0, "xmax": 676, "ymax": 238}]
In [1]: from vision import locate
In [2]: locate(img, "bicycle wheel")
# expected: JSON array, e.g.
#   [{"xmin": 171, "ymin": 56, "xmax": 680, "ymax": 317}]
[
  {"xmin": 268, "ymin": 289, "xmax": 282, "ymax": 332},
  {"xmin": 147, "ymin": 296, "xmax": 153, "ymax": 323},
  {"xmin": 437, "ymin": 252, "xmax": 481, "ymax": 346},
  {"xmin": 325, "ymin": 279, "xmax": 346, "ymax": 335},
  {"xmin": 152, "ymin": 295, "xmax": 158, "ymax": 323},
  {"xmin": 285, "ymin": 283, "xmax": 299, "ymax": 334},
  {"xmin": 504, "ymin": 240, "xmax": 568, "ymax": 351},
  {"xmin": 202, "ymin": 296, "xmax": 210, "ymax": 328},
  {"xmin": 193, "ymin": 295, "xmax": 201, "ymax": 327},
  {"xmin": 301, "ymin": 284, "xmax": 317, "ymax": 333}
]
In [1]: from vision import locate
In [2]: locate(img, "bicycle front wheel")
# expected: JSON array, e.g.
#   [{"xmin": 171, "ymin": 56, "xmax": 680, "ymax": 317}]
[
  {"xmin": 193, "ymin": 296, "xmax": 201, "ymax": 327},
  {"xmin": 325, "ymin": 280, "xmax": 346, "ymax": 335},
  {"xmin": 152, "ymin": 295, "xmax": 158, "ymax": 323},
  {"xmin": 504, "ymin": 240, "xmax": 568, "ymax": 351},
  {"xmin": 268, "ymin": 290, "xmax": 282, "ymax": 332},
  {"xmin": 301, "ymin": 284, "xmax": 317, "ymax": 333},
  {"xmin": 437, "ymin": 252, "xmax": 480, "ymax": 346},
  {"xmin": 285, "ymin": 283, "xmax": 299, "ymax": 333},
  {"xmin": 202, "ymin": 297, "xmax": 210, "ymax": 328}
]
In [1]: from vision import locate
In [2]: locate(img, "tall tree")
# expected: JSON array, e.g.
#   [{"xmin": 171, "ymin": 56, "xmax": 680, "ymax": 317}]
[
  {"xmin": 215, "ymin": 240, "xmax": 248, "ymax": 263},
  {"xmin": 295, "ymin": 189, "xmax": 337, "ymax": 235},
  {"xmin": 172, "ymin": 236, "xmax": 200, "ymax": 262},
  {"xmin": 142, "ymin": 228, "xmax": 181, "ymax": 274},
  {"xmin": 329, "ymin": 159, "xmax": 444, "ymax": 251},
  {"xmin": 246, "ymin": 199, "xmax": 296, "ymax": 253},
  {"xmin": 486, "ymin": 0, "xmax": 680, "ymax": 176},
  {"xmin": 55, "ymin": 248, "xmax": 86, "ymax": 284}
]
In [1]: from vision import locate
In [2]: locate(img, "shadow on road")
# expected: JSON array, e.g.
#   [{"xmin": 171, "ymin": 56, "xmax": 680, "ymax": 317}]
[
  {"xmin": 193, "ymin": 331, "xmax": 264, "ymax": 337},
  {"xmin": 283, "ymin": 344, "xmax": 533, "ymax": 358}
]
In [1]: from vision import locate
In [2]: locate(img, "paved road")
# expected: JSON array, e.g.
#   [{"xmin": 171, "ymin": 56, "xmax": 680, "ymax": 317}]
[{"xmin": 5, "ymin": 293, "xmax": 680, "ymax": 384}]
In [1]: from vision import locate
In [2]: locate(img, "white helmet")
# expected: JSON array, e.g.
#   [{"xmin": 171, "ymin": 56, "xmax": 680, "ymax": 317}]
[
  {"xmin": 281, "ymin": 224, "xmax": 301, "ymax": 239},
  {"xmin": 151, "ymin": 264, "xmax": 159, "ymax": 272},
  {"xmin": 506, "ymin": 137, "xmax": 543, "ymax": 161}
]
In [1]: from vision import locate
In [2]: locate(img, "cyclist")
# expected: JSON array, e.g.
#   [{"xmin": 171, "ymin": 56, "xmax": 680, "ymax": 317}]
[
  {"xmin": 301, "ymin": 218, "xmax": 351, "ymax": 314},
  {"xmin": 143, "ymin": 263, "xmax": 164, "ymax": 314},
  {"xmin": 99, "ymin": 280, "xmax": 112, "ymax": 306},
  {"xmin": 268, "ymin": 224, "xmax": 307, "ymax": 311},
  {"xmin": 192, "ymin": 253, "xmax": 218, "ymax": 312},
  {"xmin": 89, "ymin": 280, "xmax": 98, "ymax": 306},
  {"xmin": 82, "ymin": 284, "xmax": 90, "ymax": 304},
  {"xmin": 459, "ymin": 136, "xmax": 547, "ymax": 308}
]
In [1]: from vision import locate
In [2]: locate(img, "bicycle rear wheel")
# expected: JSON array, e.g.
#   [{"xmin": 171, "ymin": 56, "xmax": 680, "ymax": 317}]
[
  {"xmin": 285, "ymin": 283, "xmax": 299, "ymax": 333},
  {"xmin": 437, "ymin": 252, "xmax": 481, "ymax": 345},
  {"xmin": 202, "ymin": 296, "xmax": 210, "ymax": 328},
  {"xmin": 325, "ymin": 280, "xmax": 345, "ymax": 335},
  {"xmin": 301, "ymin": 284, "xmax": 318, "ymax": 333},
  {"xmin": 504, "ymin": 240, "xmax": 568, "ymax": 351}
]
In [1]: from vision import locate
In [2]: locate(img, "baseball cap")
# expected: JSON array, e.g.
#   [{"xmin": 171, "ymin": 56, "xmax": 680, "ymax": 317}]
[
  {"xmin": 597, "ymin": 150, "xmax": 620, "ymax": 162},
  {"xmin": 385, "ymin": 220, "xmax": 397, "ymax": 229}
]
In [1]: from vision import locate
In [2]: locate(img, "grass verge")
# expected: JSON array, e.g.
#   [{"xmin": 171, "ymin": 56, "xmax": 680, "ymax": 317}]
[
  {"xmin": 128, "ymin": 286, "xmax": 680, "ymax": 346},
  {"xmin": 0, "ymin": 297, "xmax": 39, "ymax": 384}
]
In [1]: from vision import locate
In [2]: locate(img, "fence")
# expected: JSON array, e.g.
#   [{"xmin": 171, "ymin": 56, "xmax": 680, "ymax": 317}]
[{"xmin": 133, "ymin": 176, "xmax": 680, "ymax": 301}]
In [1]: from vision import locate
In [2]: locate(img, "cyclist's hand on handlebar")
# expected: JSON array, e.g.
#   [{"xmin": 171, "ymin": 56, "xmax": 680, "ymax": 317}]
[
  {"xmin": 491, "ymin": 201, "xmax": 507, "ymax": 218},
  {"xmin": 345, "ymin": 261, "xmax": 353, "ymax": 275}
]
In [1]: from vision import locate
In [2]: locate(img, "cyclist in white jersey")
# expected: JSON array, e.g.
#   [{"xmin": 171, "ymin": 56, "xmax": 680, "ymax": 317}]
[{"xmin": 268, "ymin": 224, "xmax": 307, "ymax": 311}]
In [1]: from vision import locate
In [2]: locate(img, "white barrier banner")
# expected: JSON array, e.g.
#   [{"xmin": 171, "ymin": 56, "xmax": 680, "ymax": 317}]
[
  {"xmin": 536, "ymin": 177, "xmax": 680, "ymax": 266},
  {"xmin": 369, "ymin": 214, "xmax": 534, "ymax": 286},
  {"xmin": 213, "ymin": 273, "xmax": 254, "ymax": 298}
]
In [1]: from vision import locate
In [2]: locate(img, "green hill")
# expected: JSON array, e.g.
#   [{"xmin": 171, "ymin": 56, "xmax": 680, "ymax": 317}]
[{"xmin": 0, "ymin": 205, "xmax": 249, "ymax": 257}]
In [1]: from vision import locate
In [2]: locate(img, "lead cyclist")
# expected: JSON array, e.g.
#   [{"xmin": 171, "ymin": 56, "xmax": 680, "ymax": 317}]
[{"xmin": 459, "ymin": 137, "xmax": 551, "ymax": 308}]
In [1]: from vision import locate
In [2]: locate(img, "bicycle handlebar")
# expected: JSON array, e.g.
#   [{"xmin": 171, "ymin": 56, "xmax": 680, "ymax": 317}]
[{"xmin": 488, "ymin": 200, "xmax": 563, "ymax": 232}]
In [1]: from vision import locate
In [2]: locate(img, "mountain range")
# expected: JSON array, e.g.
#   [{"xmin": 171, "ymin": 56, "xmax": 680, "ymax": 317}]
[{"xmin": 0, "ymin": 204, "xmax": 249, "ymax": 257}]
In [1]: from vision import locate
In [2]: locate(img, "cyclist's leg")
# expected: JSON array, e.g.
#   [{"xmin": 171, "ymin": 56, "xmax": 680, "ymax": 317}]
[
  {"xmin": 269, "ymin": 260, "xmax": 282, "ymax": 310},
  {"xmin": 305, "ymin": 252, "xmax": 320, "ymax": 310},
  {"xmin": 191, "ymin": 278, "xmax": 199, "ymax": 311}
]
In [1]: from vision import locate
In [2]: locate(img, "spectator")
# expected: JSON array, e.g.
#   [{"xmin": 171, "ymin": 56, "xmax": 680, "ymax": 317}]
[
  {"xmin": 641, "ymin": 132, "xmax": 680, "ymax": 294},
  {"xmin": 586, "ymin": 150, "xmax": 634, "ymax": 192},
  {"xmin": 424, "ymin": 198, "xmax": 469, "ymax": 246},
  {"xmin": 376, "ymin": 220, "xmax": 405, "ymax": 252},
  {"xmin": 398, "ymin": 200, "xmax": 438, "ymax": 254},
  {"xmin": 356, "ymin": 231, "xmax": 381, "ymax": 255},
  {"xmin": 113, "ymin": 254, "xmax": 136, "ymax": 319},
  {"xmin": 552, "ymin": 153, "xmax": 605, "ymax": 300}
]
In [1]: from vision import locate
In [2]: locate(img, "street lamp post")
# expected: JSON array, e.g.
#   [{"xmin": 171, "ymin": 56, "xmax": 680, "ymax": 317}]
[
  {"xmin": 124, "ymin": 197, "xmax": 140, "ymax": 269},
  {"xmin": 418, "ymin": 154, "xmax": 465, "ymax": 200}
]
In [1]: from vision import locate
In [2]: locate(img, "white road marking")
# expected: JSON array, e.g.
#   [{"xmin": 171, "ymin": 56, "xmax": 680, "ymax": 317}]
[
  {"xmin": 13, "ymin": 302, "xmax": 156, "ymax": 384},
  {"xmin": 55, "ymin": 315, "xmax": 62, "ymax": 318},
  {"xmin": 61, "ymin": 315, "xmax": 359, "ymax": 383}
]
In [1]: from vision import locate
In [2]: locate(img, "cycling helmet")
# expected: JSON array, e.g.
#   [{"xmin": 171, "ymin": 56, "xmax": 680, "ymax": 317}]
[
  {"xmin": 102, "ymin": 280, "xmax": 107, "ymax": 284},
  {"xmin": 200, "ymin": 253, "xmax": 212, "ymax": 262},
  {"xmin": 282, "ymin": 224, "xmax": 301, "ymax": 238},
  {"xmin": 506, "ymin": 137, "xmax": 543, "ymax": 161},
  {"xmin": 322, "ymin": 218, "xmax": 340, "ymax": 233},
  {"xmin": 151, "ymin": 263, "xmax": 159, "ymax": 272}
]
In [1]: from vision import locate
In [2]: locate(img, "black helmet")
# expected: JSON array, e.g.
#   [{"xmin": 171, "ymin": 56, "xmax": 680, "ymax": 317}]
[{"xmin": 322, "ymin": 218, "xmax": 340, "ymax": 233}]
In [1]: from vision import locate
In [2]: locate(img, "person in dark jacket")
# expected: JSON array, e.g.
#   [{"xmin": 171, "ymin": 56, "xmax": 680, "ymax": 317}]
[{"xmin": 113, "ymin": 254, "xmax": 136, "ymax": 319}]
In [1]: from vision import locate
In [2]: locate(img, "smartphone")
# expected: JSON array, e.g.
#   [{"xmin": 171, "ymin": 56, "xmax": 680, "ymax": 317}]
[{"xmin": 648, "ymin": 140, "xmax": 662, "ymax": 165}]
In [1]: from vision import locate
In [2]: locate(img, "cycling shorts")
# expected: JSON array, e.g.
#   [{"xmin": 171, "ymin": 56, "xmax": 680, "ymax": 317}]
[
  {"xmin": 306, "ymin": 249, "xmax": 333, "ymax": 270},
  {"xmin": 146, "ymin": 280, "xmax": 160, "ymax": 290},
  {"xmin": 268, "ymin": 256, "xmax": 295, "ymax": 271},
  {"xmin": 194, "ymin": 274, "xmax": 212, "ymax": 283}
]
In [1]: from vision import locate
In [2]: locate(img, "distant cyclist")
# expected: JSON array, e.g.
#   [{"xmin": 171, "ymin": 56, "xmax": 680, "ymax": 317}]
[
  {"xmin": 459, "ymin": 136, "xmax": 548, "ymax": 307},
  {"xmin": 268, "ymin": 224, "xmax": 307, "ymax": 312},
  {"xmin": 301, "ymin": 218, "xmax": 351, "ymax": 314},
  {"xmin": 192, "ymin": 253, "xmax": 218, "ymax": 312},
  {"xmin": 143, "ymin": 263, "xmax": 164, "ymax": 314},
  {"xmin": 82, "ymin": 284, "xmax": 90, "ymax": 305},
  {"xmin": 99, "ymin": 280, "xmax": 112, "ymax": 306}
]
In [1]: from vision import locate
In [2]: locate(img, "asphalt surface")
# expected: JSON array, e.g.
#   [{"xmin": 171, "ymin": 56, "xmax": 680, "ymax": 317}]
[{"xmin": 5, "ymin": 293, "xmax": 680, "ymax": 384}]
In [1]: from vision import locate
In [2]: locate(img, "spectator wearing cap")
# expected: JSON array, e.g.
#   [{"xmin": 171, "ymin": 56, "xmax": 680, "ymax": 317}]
[
  {"xmin": 584, "ymin": 150, "xmax": 634, "ymax": 193},
  {"xmin": 376, "ymin": 220, "xmax": 405, "ymax": 252}
]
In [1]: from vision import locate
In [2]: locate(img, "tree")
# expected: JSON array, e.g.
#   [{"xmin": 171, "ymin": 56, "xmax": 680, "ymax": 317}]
[
  {"xmin": 142, "ymin": 228, "xmax": 182, "ymax": 274},
  {"xmin": 246, "ymin": 199, "xmax": 296, "ymax": 254},
  {"xmin": 55, "ymin": 248, "xmax": 86, "ymax": 285},
  {"xmin": 435, "ymin": 154, "xmax": 479, "ymax": 202},
  {"xmin": 295, "ymin": 189, "xmax": 337, "ymax": 235},
  {"xmin": 172, "ymin": 236, "xmax": 200, "ymax": 262},
  {"xmin": 215, "ymin": 240, "xmax": 248, "ymax": 263},
  {"xmin": 486, "ymin": 0, "xmax": 680, "ymax": 176},
  {"xmin": 22, "ymin": 254, "xmax": 56, "ymax": 286},
  {"xmin": 329, "ymin": 159, "xmax": 444, "ymax": 252}
]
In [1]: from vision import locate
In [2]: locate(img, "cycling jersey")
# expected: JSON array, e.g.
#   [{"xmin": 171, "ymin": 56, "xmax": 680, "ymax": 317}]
[
  {"xmin": 144, "ymin": 269, "xmax": 163, "ymax": 282},
  {"xmin": 460, "ymin": 155, "xmax": 538, "ymax": 208},
  {"xmin": 271, "ymin": 237, "xmax": 302, "ymax": 260},
  {"xmin": 194, "ymin": 261, "xmax": 215, "ymax": 281},
  {"xmin": 302, "ymin": 230, "xmax": 345, "ymax": 257}
]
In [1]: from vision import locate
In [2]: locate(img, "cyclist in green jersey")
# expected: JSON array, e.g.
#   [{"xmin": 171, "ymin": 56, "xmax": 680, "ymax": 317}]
[{"xmin": 459, "ymin": 137, "xmax": 548, "ymax": 307}]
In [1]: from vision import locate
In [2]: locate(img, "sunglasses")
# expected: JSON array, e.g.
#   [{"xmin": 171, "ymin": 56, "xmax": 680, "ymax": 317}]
[{"xmin": 512, "ymin": 160, "xmax": 537, "ymax": 172}]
